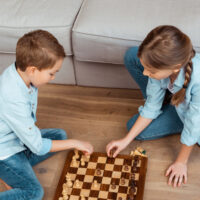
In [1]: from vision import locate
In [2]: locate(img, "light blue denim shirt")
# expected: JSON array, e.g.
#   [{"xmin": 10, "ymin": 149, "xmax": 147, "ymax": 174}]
[
  {"xmin": 0, "ymin": 63, "xmax": 52, "ymax": 158},
  {"xmin": 139, "ymin": 53, "xmax": 200, "ymax": 146}
]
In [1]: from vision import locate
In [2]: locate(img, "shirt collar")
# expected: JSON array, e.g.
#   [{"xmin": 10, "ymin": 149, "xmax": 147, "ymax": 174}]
[{"xmin": 11, "ymin": 63, "xmax": 37, "ymax": 94}]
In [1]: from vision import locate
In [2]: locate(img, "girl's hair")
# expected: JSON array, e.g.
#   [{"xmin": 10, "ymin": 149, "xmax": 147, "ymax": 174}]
[
  {"xmin": 137, "ymin": 25, "xmax": 195, "ymax": 106},
  {"xmin": 16, "ymin": 30, "xmax": 66, "ymax": 71}
]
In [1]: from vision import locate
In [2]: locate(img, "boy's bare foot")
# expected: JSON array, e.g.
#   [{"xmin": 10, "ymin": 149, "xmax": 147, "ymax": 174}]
[{"xmin": 0, "ymin": 179, "xmax": 12, "ymax": 190}]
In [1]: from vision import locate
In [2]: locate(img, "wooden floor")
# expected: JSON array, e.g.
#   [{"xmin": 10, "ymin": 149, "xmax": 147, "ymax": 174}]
[{"xmin": 1, "ymin": 84, "xmax": 200, "ymax": 200}]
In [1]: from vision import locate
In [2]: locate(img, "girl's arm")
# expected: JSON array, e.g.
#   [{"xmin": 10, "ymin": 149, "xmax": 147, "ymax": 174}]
[
  {"xmin": 106, "ymin": 115, "xmax": 152, "ymax": 157},
  {"xmin": 176, "ymin": 144, "xmax": 194, "ymax": 164},
  {"xmin": 124, "ymin": 115, "xmax": 152, "ymax": 143}
]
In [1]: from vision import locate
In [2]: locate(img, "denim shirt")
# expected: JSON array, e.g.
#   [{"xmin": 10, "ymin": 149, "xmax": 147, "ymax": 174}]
[
  {"xmin": 0, "ymin": 63, "xmax": 52, "ymax": 158},
  {"xmin": 139, "ymin": 53, "xmax": 200, "ymax": 146}
]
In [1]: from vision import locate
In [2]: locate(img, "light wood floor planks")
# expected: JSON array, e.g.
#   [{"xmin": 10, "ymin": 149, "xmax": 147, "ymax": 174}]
[{"xmin": 1, "ymin": 84, "xmax": 200, "ymax": 200}]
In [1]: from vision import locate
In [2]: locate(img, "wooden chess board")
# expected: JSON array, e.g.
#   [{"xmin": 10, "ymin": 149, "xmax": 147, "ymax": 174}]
[{"xmin": 54, "ymin": 151, "xmax": 148, "ymax": 200}]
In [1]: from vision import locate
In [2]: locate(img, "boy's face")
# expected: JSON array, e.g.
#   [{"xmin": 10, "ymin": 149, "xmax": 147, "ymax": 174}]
[{"xmin": 29, "ymin": 58, "xmax": 64, "ymax": 87}]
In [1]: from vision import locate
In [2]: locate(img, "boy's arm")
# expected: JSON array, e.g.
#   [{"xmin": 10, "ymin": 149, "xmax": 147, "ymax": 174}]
[
  {"xmin": 50, "ymin": 139, "xmax": 93, "ymax": 154},
  {"xmin": 2, "ymin": 100, "xmax": 52, "ymax": 155}
]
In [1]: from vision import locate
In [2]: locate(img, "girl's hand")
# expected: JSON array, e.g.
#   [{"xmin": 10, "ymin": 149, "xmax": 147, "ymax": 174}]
[
  {"xmin": 74, "ymin": 140, "xmax": 94, "ymax": 155},
  {"xmin": 106, "ymin": 137, "xmax": 130, "ymax": 158},
  {"xmin": 165, "ymin": 162, "xmax": 187, "ymax": 187}
]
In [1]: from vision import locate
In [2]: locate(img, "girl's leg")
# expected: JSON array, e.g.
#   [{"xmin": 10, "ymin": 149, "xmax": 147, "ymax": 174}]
[
  {"xmin": 0, "ymin": 152, "xmax": 44, "ymax": 200},
  {"xmin": 124, "ymin": 46, "xmax": 148, "ymax": 99},
  {"xmin": 127, "ymin": 104, "xmax": 183, "ymax": 140},
  {"xmin": 24, "ymin": 128, "xmax": 67, "ymax": 166}
]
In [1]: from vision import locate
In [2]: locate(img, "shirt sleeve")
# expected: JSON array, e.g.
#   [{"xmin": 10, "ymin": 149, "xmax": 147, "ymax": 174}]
[
  {"xmin": 180, "ymin": 83, "xmax": 200, "ymax": 146},
  {"xmin": 139, "ymin": 78, "xmax": 166, "ymax": 119},
  {"xmin": 2, "ymin": 99, "xmax": 52, "ymax": 155}
]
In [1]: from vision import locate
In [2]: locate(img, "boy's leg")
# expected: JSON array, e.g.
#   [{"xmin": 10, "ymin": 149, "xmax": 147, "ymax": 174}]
[
  {"xmin": 127, "ymin": 104, "xmax": 183, "ymax": 140},
  {"xmin": 24, "ymin": 128, "xmax": 67, "ymax": 166},
  {"xmin": 124, "ymin": 46, "xmax": 148, "ymax": 99},
  {"xmin": 0, "ymin": 152, "xmax": 44, "ymax": 200}
]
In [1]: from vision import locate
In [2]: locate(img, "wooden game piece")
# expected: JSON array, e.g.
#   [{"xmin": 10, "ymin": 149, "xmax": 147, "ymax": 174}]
[
  {"xmin": 72, "ymin": 157, "xmax": 78, "ymax": 167},
  {"xmin": 96, "ymin": 168, "xmax": 101, "ymax": 175},
  {"xmin": 63, "ymin": 194, "xmax": 69, "ymax": 200},
  {"xmin": 118, "ymin": 197, "xmax": 123, "ymax": 200},
  {"xmin": 93, "ymin": 180, "xmax": 98, "ymax": 188},
  {"xmin": 133, "ymin": 166, "xmax": 137, "ymax": 172},
  {"xmin": 75, "ymin": 179, "xmax": 80, "ymax": 187},
  {"xmin": 130, "ymin": 151, "xmax": 134, "ymax": 156},
  {"xmin": 86, "ymin": 154, "xmax": 90, "ymax": 160},
  {"xmin": 63, "ymin": 183, "xmax": 67, "ymax": 190},
  {"xmin": 124, "ymin": 164, "xmax": 129, "ymax": 171},
  {"xmin": 62, "ymin": 189, "xmax": 67, "ymax": 195},
  {"xmin": 130, "ymin": 173, "xmax": 135, "ymax": 180},
  {"xmin": 110, "ymin": 147, "xmax": 117, "ymax": 158},
  {"xmin": 66, "ymin": 177, "xmax": 73, "ymax": 188},
  {"xmin": 111, "ymin": 182, "xmax": 116, "ymax": 190},
  {"xmin": 81, "ymin": 157, "xmax": 85, "ymax": 166},
  {"xmin": 74, "ymin": 149, "xmax": 79, "ymax": 159},
  {"xmin": 128, "ymin": 187, "xmax": 135, "ymax": 200},
  {"xmin": 130, "ymin": 179, "xmax": 136, "ymax": 187},
  {"xmin": 121, "ymin": 177, "xmax": 126, "ymax": 185}
]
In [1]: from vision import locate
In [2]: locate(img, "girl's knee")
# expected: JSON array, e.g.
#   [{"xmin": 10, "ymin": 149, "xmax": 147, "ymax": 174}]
[{"xmin": 124, "ymin": 46, "xmax": 139, "ymax": 67}]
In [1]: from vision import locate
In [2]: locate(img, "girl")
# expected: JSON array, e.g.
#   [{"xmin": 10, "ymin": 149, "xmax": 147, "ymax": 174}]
[{"xmin": 106, "ymin": 25, "xmax": 200, "ymax": 187}]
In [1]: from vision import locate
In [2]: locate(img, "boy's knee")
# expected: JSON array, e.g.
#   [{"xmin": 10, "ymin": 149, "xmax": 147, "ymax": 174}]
[
  {"xmin": 28, "ymin": 184, "xmax": 44, "ymax": 200},
  {"xmin": 124, "ymin": 46, "xmax": 139, "ymax": 67},
  {"xmin": 57, "ymin": 129, "xmax": 67, "ymax": 140}
]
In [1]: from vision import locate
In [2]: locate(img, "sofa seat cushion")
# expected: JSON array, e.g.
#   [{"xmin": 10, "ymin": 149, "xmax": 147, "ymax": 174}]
[
  {"xmin": 72, "ymin": 0, "xmax": 200, "ymax": 64},
  {"xmin": 0, "ymin": 0, "xmax": 83, "ymax": 56}
]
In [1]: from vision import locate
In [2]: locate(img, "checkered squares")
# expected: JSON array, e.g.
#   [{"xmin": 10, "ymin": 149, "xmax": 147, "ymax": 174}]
[{"xmin": 56, "ymin": 151, "xmax": 147, "ymax": 200}]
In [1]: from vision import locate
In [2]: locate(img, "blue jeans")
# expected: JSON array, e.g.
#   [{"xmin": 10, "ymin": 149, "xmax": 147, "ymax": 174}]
[
  {"xmin": 0, "ymin": 128, "xmax": 67, "ymax": 200},
  {"xmin": 124, "ymin": 47, "xmax": 183, "ymax": 140}
]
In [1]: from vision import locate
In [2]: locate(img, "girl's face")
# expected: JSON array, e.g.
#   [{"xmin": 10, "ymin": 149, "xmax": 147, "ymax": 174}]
[{"xmin": 140, "ymin": 58, "xmax": 180, "ymax": 80}]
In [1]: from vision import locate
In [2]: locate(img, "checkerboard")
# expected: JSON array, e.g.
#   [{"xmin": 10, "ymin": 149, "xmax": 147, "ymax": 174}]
[{"xmin": 54, "ymin": 151, "xmax": 147, "ymax": 200}]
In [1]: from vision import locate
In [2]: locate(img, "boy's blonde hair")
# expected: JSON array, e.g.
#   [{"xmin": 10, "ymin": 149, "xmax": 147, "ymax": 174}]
[
  {"xmin": 137, "ymin": 25, "xmax": 195, "ymax": 106},
  {"xmin": 16, "ymin": 30, "xmax": 66, "ymax": 71}
]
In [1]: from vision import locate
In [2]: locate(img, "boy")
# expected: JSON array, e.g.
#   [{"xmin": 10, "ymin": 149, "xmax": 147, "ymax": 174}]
[{"xmin": 0, "ymin": 30, "xmax": 93, "ymax": 200}]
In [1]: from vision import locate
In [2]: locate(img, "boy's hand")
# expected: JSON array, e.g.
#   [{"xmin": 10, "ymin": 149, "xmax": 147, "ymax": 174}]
[
  {"xmin": 165, "ymin": 162, "xmax": 187, "ymax": 187},
  {"xmin": 74, "ymin": 140, "xmax": 94, "ymax": 155},
  {"xmin": 106, "ymin": 137, "xmax": 129, "ymax": 158}
]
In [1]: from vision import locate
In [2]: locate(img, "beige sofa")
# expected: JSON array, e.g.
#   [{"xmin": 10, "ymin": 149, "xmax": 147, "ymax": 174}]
[{"xmin": 0, "ymin": 0, "xmax": 200, "ymax": 89}]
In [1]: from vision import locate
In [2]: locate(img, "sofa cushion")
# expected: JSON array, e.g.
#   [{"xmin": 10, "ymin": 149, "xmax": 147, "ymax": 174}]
[
  {"xmin": 73, "ymin": 0, "xmax": 200, "ymax": 64},
  {"xmin": 0, "ymin": 0, "xmax": 83, "ymax": 55}
]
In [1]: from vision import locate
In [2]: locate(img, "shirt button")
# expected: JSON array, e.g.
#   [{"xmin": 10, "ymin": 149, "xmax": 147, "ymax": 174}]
[{"xmin": 29, "ymin": 127, "xmax": 32, "ymax": 130}]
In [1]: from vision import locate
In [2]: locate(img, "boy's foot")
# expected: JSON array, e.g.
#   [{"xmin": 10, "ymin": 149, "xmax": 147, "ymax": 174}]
[{"xmin": 0, "ymin": 179, "xmax": 12, "ymax": 190}]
